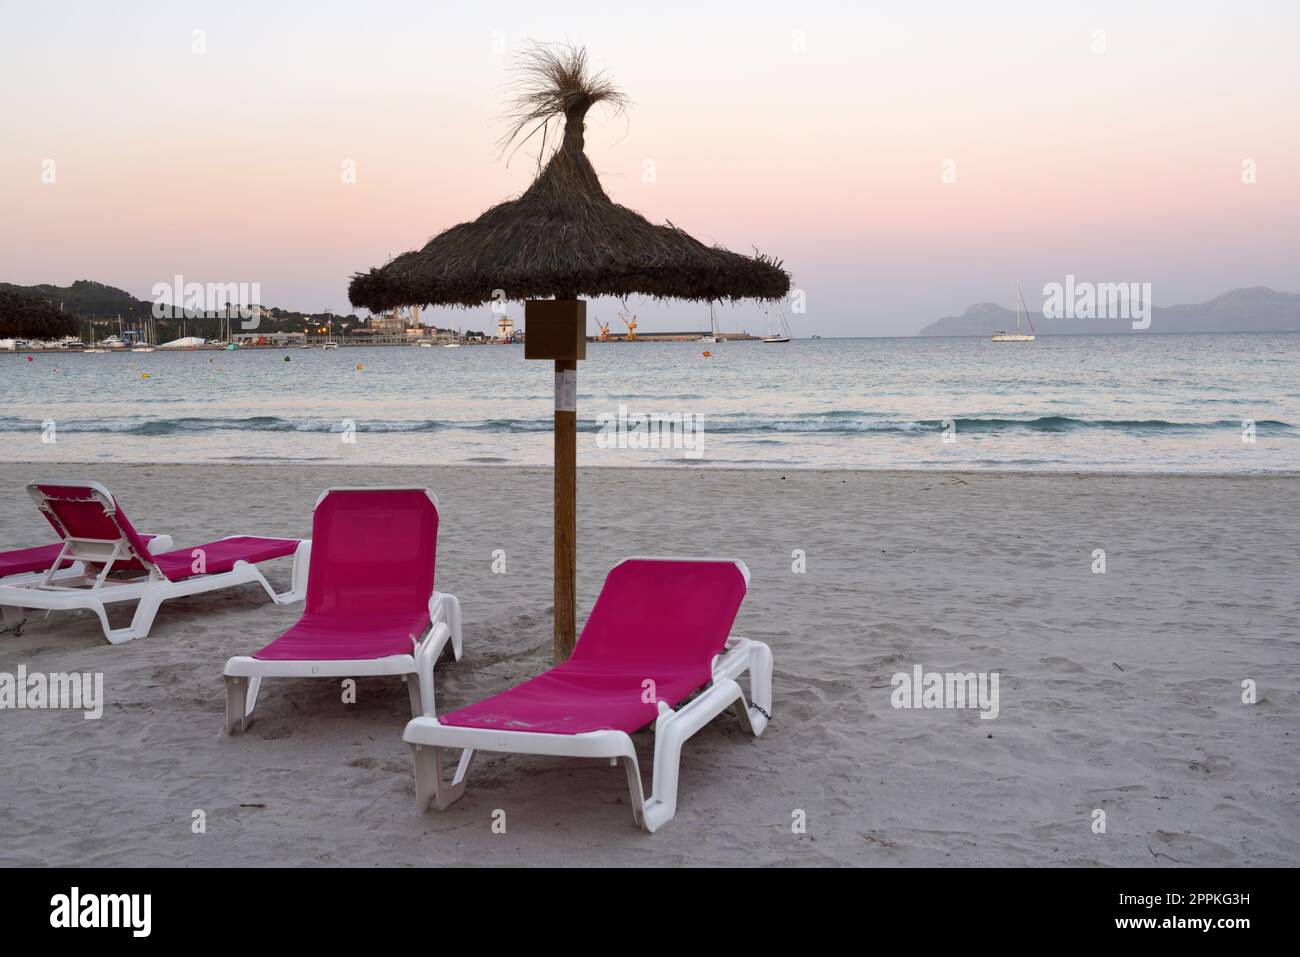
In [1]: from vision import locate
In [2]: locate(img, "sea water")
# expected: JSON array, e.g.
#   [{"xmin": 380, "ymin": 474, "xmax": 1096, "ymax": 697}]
[{"xmin": 2, "ymin": 333, "xmax": 1296, "ymax": 472}]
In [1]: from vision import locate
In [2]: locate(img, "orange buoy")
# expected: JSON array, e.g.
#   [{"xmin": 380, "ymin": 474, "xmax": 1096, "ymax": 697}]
[{"xmin": 702, "ymin": 350, "xmax": 712, "ymax": 358}]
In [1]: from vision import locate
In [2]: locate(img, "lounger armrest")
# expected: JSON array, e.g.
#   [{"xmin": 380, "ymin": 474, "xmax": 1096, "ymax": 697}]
[
  {"xmin": 412, "ymin": 621, "xmax": 453, "ymax": 716},
  {"xmin": 428, "ymin": 591, "xmax": 463, "ymax": 660},
  {"xmin": 281, "ymin": 539, "xmax": 311, "ymax": 603}
]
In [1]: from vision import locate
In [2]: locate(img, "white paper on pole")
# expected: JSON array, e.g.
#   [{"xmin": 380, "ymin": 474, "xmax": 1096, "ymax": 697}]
[{"xmin": 555, "ymin": 369, "xmax": 577, "ymax": 411}]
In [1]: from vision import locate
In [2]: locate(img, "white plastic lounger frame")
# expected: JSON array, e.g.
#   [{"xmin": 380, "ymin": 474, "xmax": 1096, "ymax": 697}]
[
  {"xmin": 0, "ymin": 482, "xmax": 308, "ymax": 644},
  {"xmin": 402, "ymin": 556, "xmax": 773, "ymax": 833},
  {"xmin": 222, "ymin": 486, "xmax": 463, "ymax": 734}
]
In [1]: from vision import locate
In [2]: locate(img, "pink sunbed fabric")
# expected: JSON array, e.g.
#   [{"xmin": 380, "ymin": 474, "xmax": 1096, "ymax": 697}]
[
  {"xmin": 0, "ymin": 543, "xmax": 73, "ymax": 578},
  {"xmin": 150, "ymin": 536, "xmax": 299, "ymax": 582},
  {"xmin": 32, "ymin": 483, "xmax": 295, "ymax": 581},
  {"xmin": 252, "ymin": 489, "xmax": 438, "ymax": 661},
  {"xmin": 441, "ymin": 559, "xmax": 747, "ymax": 735}
]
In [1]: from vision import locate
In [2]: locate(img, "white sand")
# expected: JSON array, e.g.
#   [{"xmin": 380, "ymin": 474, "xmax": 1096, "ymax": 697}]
[{"xmin": 0, "ymin": 462, "xmax": 1296, "ymax": 866}]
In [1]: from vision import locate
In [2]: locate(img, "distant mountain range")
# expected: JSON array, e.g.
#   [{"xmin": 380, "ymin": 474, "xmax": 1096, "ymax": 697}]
[
  {"xmin": 917, "ymin": 287, "xmax": 1300, "ymax": 336},
  {"xmin": 6, "ymin": 279, "xmax": 1297, "ymax": 338}
]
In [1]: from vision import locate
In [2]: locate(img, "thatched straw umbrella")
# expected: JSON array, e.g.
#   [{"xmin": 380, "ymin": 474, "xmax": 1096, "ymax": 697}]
[{"xmin": 349, "ymin": 44, "xmax": 790, "ymax": 661}]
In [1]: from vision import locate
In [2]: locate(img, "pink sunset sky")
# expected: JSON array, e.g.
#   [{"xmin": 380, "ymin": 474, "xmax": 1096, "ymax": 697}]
[{"xmin": 2, "ymin": 0, "xmax": 1297, "ymax": 335}]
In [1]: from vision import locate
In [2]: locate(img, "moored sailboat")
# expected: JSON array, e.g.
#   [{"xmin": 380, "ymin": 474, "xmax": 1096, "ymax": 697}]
[
  {"xmin": 761, "ymin": 302, "xmax": 792, "ymax": 343},
  {"xmin": 699, "ymin": 302, "xmax": 721, "ymax": 343},
  {"xmin": 992, "ymin": 284, "xmax": 1036, "ymax": 342}
]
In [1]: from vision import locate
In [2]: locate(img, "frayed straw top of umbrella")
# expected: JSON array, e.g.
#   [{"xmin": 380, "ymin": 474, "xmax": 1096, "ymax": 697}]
[{"xmin": 348, "ymin": 44, "xmax": 790, "ymax": 310}]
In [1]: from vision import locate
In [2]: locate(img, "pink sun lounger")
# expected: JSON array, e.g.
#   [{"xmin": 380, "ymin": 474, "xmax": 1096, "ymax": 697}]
[
  {"xmin": 402, "ymin": 557, "xmax": 773, "ymax": 832},
  {"xmin": 223, "ymin": 487, "xmax": 463, "ymax": 734},
  {"xmin": 0, "ymin": 481, "xmax": 307, "ymax": 643}
]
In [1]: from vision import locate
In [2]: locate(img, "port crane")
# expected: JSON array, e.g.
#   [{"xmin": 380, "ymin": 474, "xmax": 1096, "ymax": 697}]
[
  {"xmin": 619, "ymin": 313, "xmax": 638, "ymax": 342},
  {"xmin": 595, "ymin": 318, "xmax": 612, "ymax": 342}
]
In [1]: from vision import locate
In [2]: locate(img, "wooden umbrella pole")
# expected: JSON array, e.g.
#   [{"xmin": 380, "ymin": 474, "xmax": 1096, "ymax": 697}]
[
  {"xmin": 554, "ymin": 357, "xmax": 577, "ymax": 661},
  {"xmin": 522, "ymin": 295, "xmax": 585, "ymax": 663}
]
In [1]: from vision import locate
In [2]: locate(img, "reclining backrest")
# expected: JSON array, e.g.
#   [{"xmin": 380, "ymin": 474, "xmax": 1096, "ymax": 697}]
[
  {"xmin": 305, "ymin": 488, "xmax": 438, "ymax": 617},
  {"xmin": 27, "ymin": 482, "xmax": 156, "ymax": 572},
  {"xmin": 571, "ymin": 558, "xmax": 748, "ymax": 679}
]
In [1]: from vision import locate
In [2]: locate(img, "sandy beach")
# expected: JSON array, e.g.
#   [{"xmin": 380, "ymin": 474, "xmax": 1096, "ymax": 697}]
[{"xmin": 0, "ymin": 462, "xmax": 1296, "ymax": 867}]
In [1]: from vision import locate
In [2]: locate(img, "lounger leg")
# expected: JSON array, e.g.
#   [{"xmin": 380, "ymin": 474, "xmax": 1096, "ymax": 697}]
[
  {"xmin": 94, "ymin": 602, "xmax": 130, "ymax": 644},
  {"xmin": 104, "ymin": 589, "xmax": 166, "ymax": 644},
  {"xmin": 642, "ymin": 714, "xmax": 688, "ymax": 833},
  {"xmin": 744, "ymin": 640, "xmax": 774, "ymax": 736},
  {"xmin": 246, "ymin": 569, "xmax": 280, "ymax": 604},
  {"xmin": 225, "ymin": 675, "xmax": 256, "ymax": 734},
  {"xmin": 406, "ymin": 675, "xmax": 424, "ymax": 718},
  {"xmin": 411, "ymin": 744, "xmax": 475, "ymax": 812},
  {"xmin": 719, "ymin": 638, "xmax": 775, "ymax": 736},
  {"xmin": 640, "ymin": 680, "xmax": 748, "ymax": 833},
  {"xmin": 1, "ymin": 606, "xmax": 29, "ymax": 632},
  {"xmin": 620, "ymin": 755, "xmax": 648, "ymax": 829},
  {"xmin": 225, "ymin": 676, "xmax": 247, "ymax": 734}
]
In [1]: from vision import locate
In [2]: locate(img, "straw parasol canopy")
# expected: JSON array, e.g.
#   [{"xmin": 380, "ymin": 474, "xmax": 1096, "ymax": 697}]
[{"xmin": 348, "ymin": 44, "xmax": 790, "ymax": 310}]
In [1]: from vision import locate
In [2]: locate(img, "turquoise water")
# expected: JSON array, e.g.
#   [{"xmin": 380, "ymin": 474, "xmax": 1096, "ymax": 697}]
[{"xmin": 2, "ymin": 333, "xmax": 1297, "ymax": 471}]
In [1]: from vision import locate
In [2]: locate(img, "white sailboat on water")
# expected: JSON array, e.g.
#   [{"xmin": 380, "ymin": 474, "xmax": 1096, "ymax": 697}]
[
  {"xmin": 698, "ymin": 302, "xmax": 720, "ymax": 343},
  {"xmin": 761, "ymin": 302, "xmax": 792, "ymax": 343},
  {"xmin": 992, "ymin": 284, "xmax": 1036, "ymax": 342}
]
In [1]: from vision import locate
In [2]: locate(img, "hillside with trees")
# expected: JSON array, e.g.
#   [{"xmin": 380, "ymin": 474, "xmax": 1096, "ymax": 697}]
[{"xmin": 0, "ymin": 289, "xmax": 80, "ymax": 340}]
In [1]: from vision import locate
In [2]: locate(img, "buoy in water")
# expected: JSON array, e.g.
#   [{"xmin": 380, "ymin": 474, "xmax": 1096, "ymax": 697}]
[
  {"xmin": 702, "ymin": 350, "xmax": 712, "ymax": 358},
  {"xmin": 140, "ymin": 373, "xmax": 151, "ymax": 379},
  {"xmin": 355, "ymin": 363, "xmax": 364, "ymax": 371},
  {"xmin": 284, "ymin": 356, "xmax": 291, "ymax": 362},
  {"xmin": 26, "ymin": 355, "xmax": 34, "ymax": 362}
]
